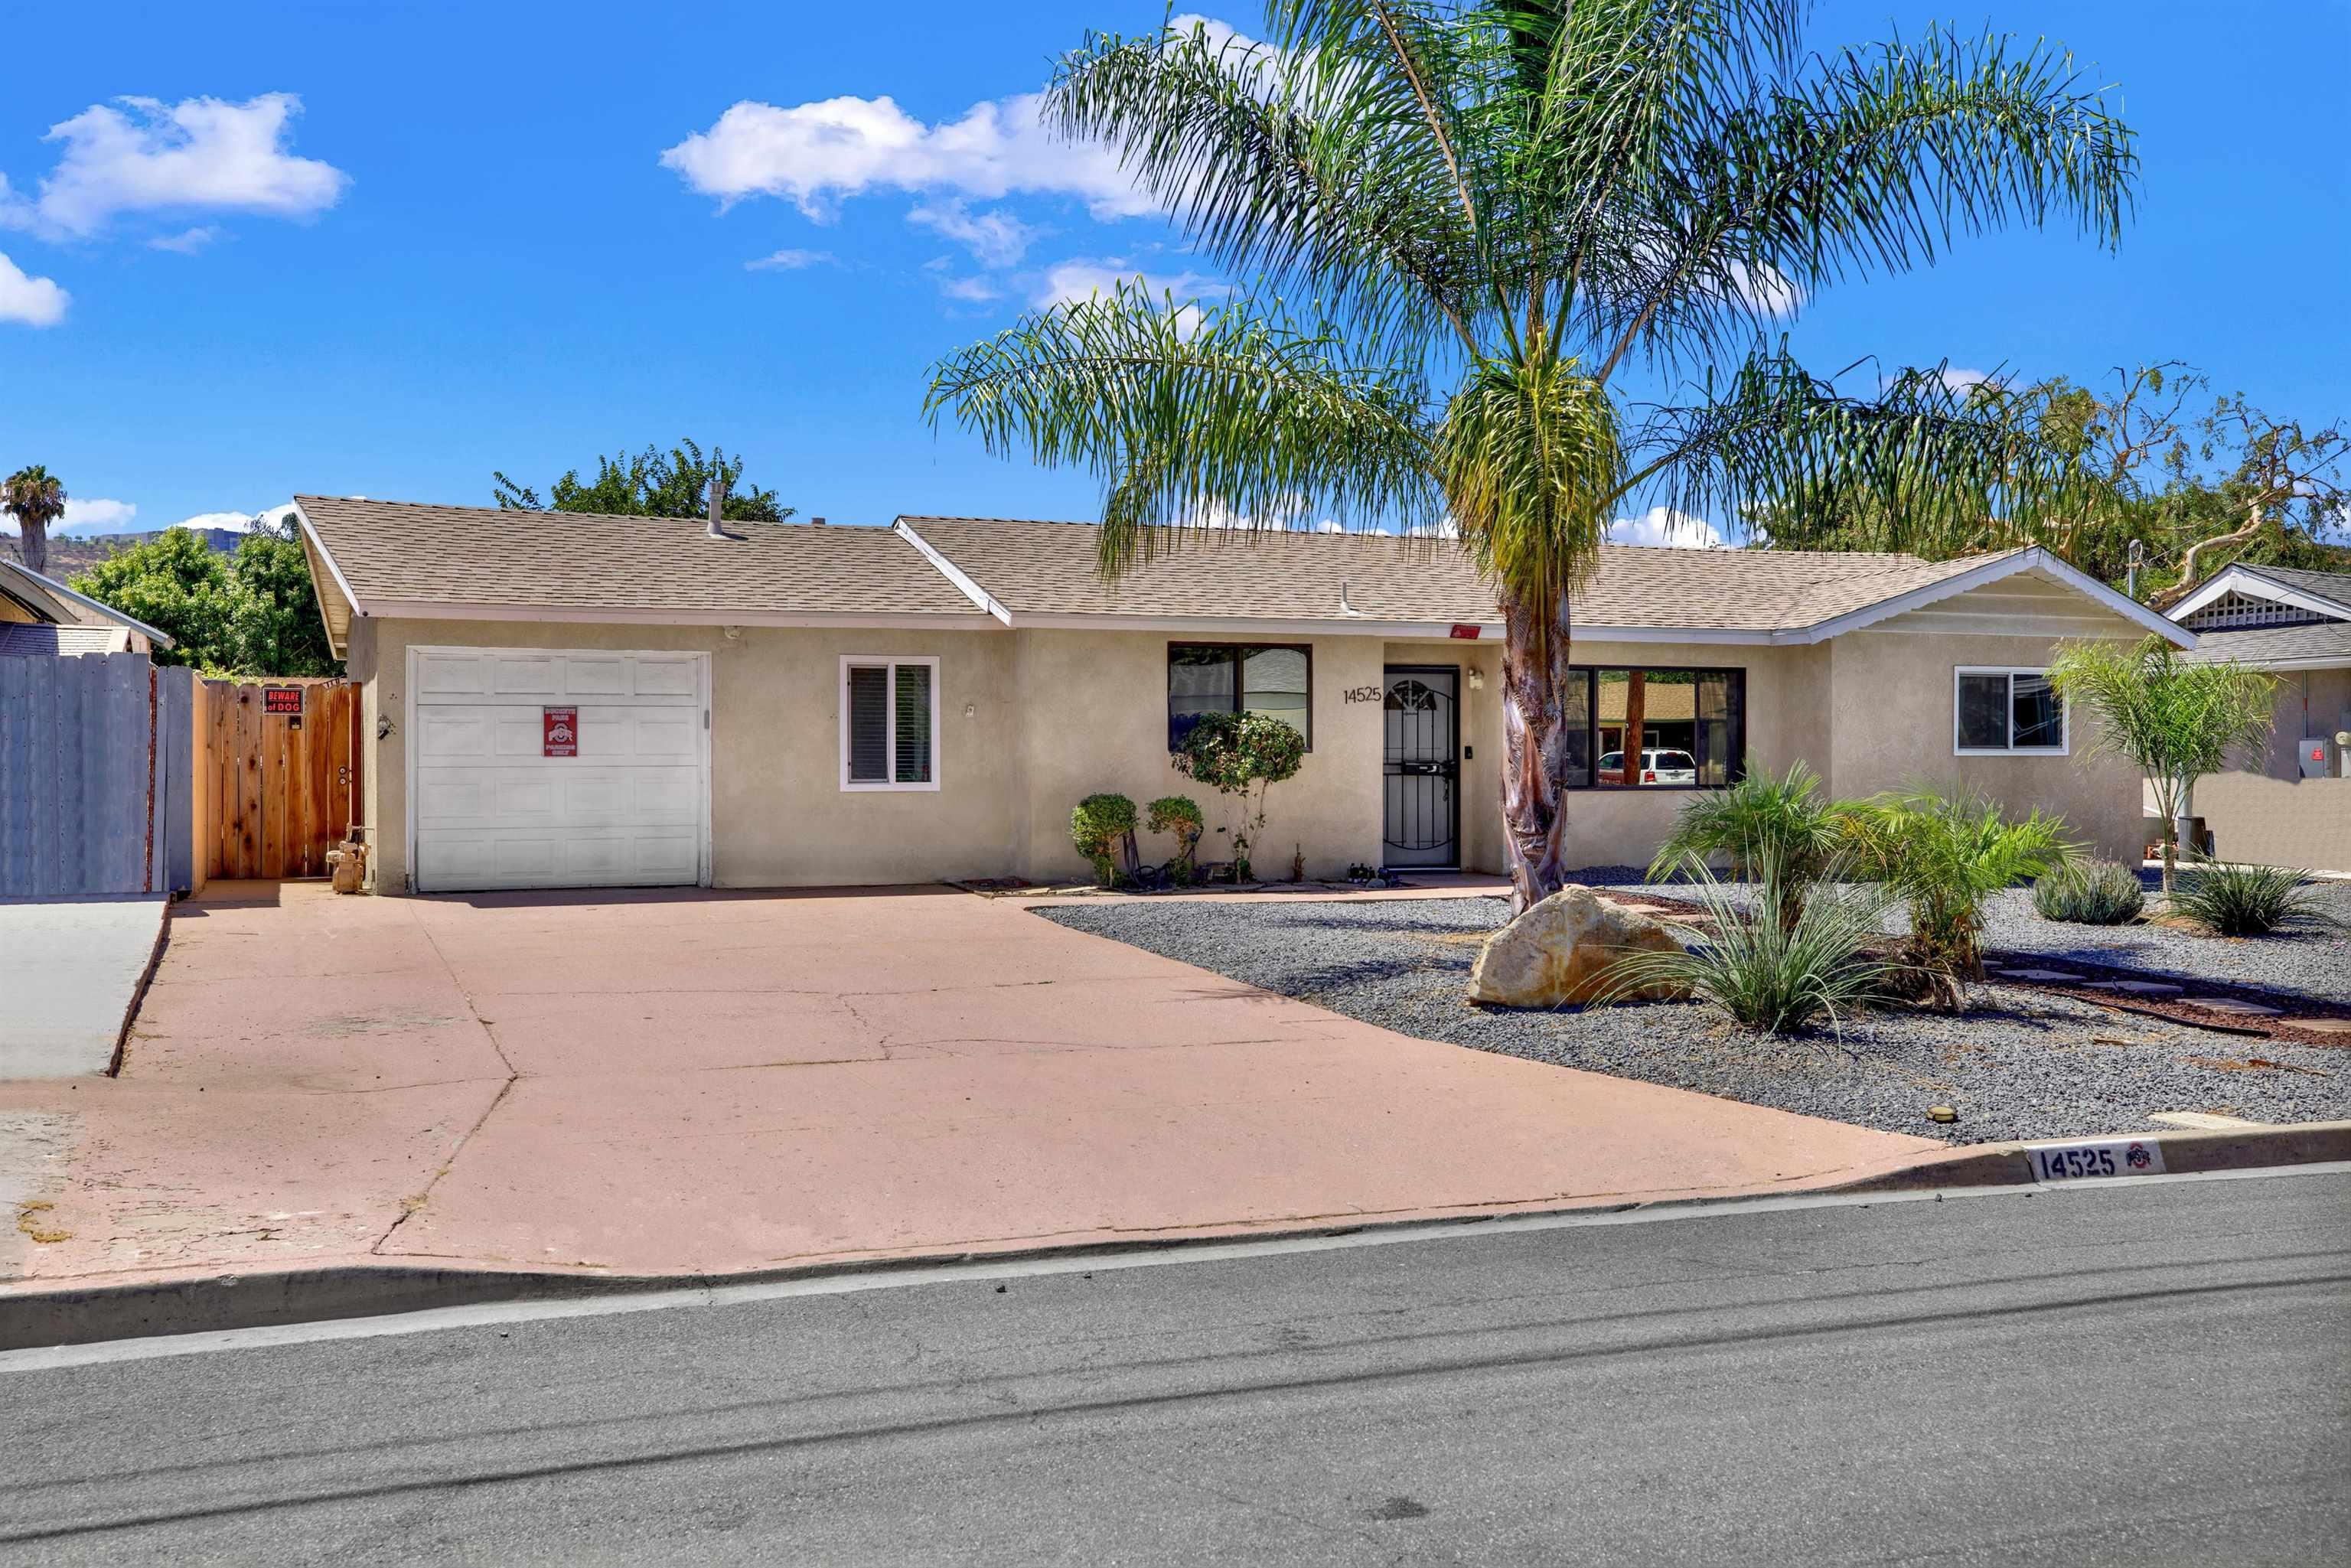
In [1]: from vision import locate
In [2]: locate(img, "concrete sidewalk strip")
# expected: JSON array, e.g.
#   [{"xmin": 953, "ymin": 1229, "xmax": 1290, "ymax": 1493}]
[{"xmin": 0, "ymin": 896, "xmax": 169, "ymax": 1079}]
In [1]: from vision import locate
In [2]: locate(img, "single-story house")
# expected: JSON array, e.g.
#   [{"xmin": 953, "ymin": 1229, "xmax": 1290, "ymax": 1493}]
[
  {"xmin": 292, "ymin": 495, "xmax": 2190, "ymax": 895},
  {"xmin": 0, "ymin": 556, "xmax": 171, "ymax": 657},
  {"xmin": 2166, "ymin": 562, "xmax": 2351, "ymax": 872}
]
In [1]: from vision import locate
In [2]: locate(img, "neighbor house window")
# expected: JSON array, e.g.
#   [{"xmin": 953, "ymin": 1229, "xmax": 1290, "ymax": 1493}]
[
  {"xmin": 840, "ymin": 657, "xmax": 939, "ymax": 790},
  {"xmin": 1168, "ymin": 643, "xmax": 1312, "ymax": 748},
  {"xmin": 1954, "ymin": 667, "xmax": 2066, "ymax": 755},
  {"xmin": 1560, "ymin": 667, "xmax": 1744, "ymax": 789}
]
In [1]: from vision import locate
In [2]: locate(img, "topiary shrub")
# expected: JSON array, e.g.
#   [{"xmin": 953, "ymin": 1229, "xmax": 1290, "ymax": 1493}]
[
  {"xmin": 2032, "ymin": 860, "xmax": 2145, "ymax": 924},
  {"xmin": 1070, "ymin": 793, "xmax": 1139, "ymax": 887},
  {"xmin": 1145, "ymin": 795, "xmax": 1205, "ymax": 883},
  {"xmin": 1172, "ymin": 712, "xmax": 1306, "ymax": 881}
]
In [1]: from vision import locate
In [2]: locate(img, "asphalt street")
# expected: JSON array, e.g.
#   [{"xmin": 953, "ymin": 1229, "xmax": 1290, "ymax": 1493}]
[{"xmin": 2, "ymin": 1170, "xmax": 2345, "ymax": 1566}]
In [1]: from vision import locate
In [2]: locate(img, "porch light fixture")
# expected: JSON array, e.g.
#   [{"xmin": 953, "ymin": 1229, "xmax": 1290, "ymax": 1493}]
[{"xmin": 1466, "ymin": 668, "xmax": 1485, "ymax": 692}]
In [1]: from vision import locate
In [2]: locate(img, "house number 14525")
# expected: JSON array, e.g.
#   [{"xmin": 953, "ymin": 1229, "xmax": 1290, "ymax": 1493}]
[{"xmin": 1343, "ymin": 685, "xmax": 1383, "ymax": 703}]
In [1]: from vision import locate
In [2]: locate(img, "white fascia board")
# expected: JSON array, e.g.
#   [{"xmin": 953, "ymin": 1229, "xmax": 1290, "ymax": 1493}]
[
  {"xmin": 891, "ymin": 519, "xmax": 1012, "ymax": 624},
  {"xmin": 2169, "ymin": 566, "xmax": 2351, "ymax": 625},
  {"xmin": 2206, "ymin": 650, "xmax": 2351, "ymax": 673},
  {"xmin": 292, "ymin": 501, "xmax": 355, "ymax": 659},
  {"xmin": 1776, "ymin": 549, "xmax": 2196, "ymax": 649},
  {"xmin": 356, "ymin": 600, "xmax": 1001, "ymax": 631},
  {"xmin": 0, "ymin": 556, "xmax": 175, "ymax": 649}
]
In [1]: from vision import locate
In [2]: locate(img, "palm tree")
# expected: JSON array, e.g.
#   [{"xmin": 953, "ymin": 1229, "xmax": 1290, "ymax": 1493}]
[
  {"xmin": 924, "ymin": 2, "xmax": 2137, "ymax": 911},
  {"xmin": 2, "ymin": 464, "xmax": 67, "ymax": 578}
]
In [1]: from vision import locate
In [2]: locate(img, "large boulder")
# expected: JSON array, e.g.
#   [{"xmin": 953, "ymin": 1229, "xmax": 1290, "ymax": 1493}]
[{"xmin": 1467, "ymin": 886, "xmax": 1694, "ymax": 1007}]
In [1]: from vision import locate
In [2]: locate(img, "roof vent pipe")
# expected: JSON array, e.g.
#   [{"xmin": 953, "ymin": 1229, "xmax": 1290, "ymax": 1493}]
[
  {"xmin": 811, "ymin": 517, "xmax": 827, "ymax": 526},
  {"xmin": 706, "ymin": 475, "xmax": 728, "ymax": 540}
]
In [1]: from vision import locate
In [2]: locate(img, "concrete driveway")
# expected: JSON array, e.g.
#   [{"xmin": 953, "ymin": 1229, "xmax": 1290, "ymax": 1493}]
[
  {"xmin": 1, "ymin": 881, "xmax": 1936, "ymax": 1288},
  {"xmin": 0, "ymin": 896, "xmax": 168, "ymax": 1078}
]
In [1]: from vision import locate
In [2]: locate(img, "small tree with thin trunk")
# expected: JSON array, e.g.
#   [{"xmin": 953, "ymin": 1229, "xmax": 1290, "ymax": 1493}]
[
  {"xmin": 2, "ymin": 465, "xmax": 66, "ymax": 577},
  {"xmin": 2045, "ymin": 635, "xmax": 2276, "ymax": 892}
]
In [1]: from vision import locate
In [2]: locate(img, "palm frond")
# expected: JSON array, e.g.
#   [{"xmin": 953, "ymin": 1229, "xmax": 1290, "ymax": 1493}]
[
  {"xmin": 921, "ymin": 282, "xmax": 1438, "ymax": 574},
  {"xmin": 1439, "ymin": 354, "xmax": 1621, "ymax": 609}
]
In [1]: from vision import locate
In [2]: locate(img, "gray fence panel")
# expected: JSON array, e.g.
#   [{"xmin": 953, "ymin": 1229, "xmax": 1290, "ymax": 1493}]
[
  {"xmin": 158, "ymin": 667, "xmax": 194, "ymax": 895},
  {"xmin": 0, "ymin": 652, "xmax": 161, "ymax": 898}
]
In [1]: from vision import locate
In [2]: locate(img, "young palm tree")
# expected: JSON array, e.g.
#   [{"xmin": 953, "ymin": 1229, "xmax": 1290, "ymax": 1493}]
[
  {"xmin": 924, "ymin": 2, "xmax": 2137, "ymax": 911},
  {"xmin": 2, "ymin": 464, "xmax": 67, "ymax": 578}
]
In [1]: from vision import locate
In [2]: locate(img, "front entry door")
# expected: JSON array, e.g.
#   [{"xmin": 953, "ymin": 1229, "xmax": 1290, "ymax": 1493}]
[{"xmin": 1382, "ymin": 667, "xmax": 1459, "ymax": 869}]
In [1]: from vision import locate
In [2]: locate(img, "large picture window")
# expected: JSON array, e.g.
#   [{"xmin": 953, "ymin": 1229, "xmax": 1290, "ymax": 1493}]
[
  {"xmin": 1954, "ymin": 667, "xmax": 2066, "ymax": 755},
  {"xmin": 1557, "ymin": 667, "xmax": 1743, "ymax": 790},
  {"xmin": 840, "ymin": 656, "xmax": 939, "ymax": 791},
  {"xmin": 1168, "ymin": 643, "xmax": 1312, "ymax": 749}
]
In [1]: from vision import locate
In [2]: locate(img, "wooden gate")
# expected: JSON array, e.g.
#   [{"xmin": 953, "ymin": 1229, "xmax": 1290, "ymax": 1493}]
[{"xmin": 202, "ymin": 679, "xmax": 360, "ymax": 879}]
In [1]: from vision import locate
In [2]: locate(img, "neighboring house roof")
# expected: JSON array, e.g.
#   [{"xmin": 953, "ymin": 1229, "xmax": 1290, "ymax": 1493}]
[
  {"xmin": 2168, "ymin": 562, "xmax": 2351, "ymax": 629},
  {"xmin": 896, "ymin": 517, "xmax": 2188, "ymax": 646},
  {"xmin": 0, "ymin": 556, "xmax": 173, "ymax": 650},
  {"xmin": 293, "ymin": 495, "xmax": 996, "ymax": 655},
  {"xmin": 290, "ymin": 494, "xmax": 2189, "ymax": 652},
  {"xmin": 2183, "ymin": 620, "xmax": 2351, "ymax": 671},
  {"xmin": 0, "ymin": 622, "xmax": 134, "ymax": 657}
]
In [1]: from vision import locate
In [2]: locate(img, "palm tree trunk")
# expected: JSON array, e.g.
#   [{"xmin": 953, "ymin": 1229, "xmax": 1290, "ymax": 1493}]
[
  {"xmin": 1500, "ymin": 585, "xmax": 1578, "ymax": 914},
  {"xmin": 18, "ymin": 520, "xmax": 46, "ymax": 577}
]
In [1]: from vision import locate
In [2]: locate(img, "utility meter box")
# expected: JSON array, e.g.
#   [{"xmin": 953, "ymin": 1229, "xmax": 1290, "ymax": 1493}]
[{"xmin": 2300, "ymin": 735, "xmax": 2336, "ymax": 779}]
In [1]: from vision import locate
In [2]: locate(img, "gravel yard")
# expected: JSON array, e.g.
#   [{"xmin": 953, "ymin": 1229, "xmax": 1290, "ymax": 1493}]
[{"xmin": 1036, "ymin": 890, "xmax": 2351, "ymax": 1146}]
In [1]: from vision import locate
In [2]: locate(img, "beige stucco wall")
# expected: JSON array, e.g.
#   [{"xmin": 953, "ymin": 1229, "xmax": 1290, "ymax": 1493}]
[
  {"xmin": 2191, "ymin": 667, "xmax": 2351, "ymax": 872},
  {"xmin": 351, "ymin": 616, "xmax": 1023, "ymax": 892},
  {"xmin": 345, "ymin": 601, "xmax": 2158, "ymax": 892}
]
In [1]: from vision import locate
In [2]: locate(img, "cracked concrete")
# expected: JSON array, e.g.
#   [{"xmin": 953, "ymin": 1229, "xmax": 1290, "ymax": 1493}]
[{"xmin": 0, "ymin": 879, "xmax": 1936, "ymax": 1293}]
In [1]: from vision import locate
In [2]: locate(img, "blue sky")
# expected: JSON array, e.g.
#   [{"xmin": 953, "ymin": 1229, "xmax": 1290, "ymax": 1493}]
[{"xmin": 2, "ymin": 0, "xmax": 2343, "ymax": 543}]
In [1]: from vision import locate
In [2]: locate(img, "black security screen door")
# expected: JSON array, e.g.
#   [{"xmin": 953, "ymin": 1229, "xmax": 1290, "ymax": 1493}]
[{"xmin": 1383, "ymin": 667, "xmax": 1459, "ymax": 869}]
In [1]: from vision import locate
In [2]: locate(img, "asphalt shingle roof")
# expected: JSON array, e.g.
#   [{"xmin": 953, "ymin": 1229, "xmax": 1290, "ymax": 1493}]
[
  {"xmin": 295, "ymin": 496, "xmax": 989, "ymax": 618},
  {"xmin": 2184, "ymin": 621, "xmax": 2351, "ymax": 667},
  {"xmin": 899, "ymin": 516, "xmax": 2016, "ymax": 634}
]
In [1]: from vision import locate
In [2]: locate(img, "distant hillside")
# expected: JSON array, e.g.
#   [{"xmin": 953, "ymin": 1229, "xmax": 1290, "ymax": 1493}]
[{"xmin": 2, "ymin": 527, "xmax": 246, "ymax": 576}]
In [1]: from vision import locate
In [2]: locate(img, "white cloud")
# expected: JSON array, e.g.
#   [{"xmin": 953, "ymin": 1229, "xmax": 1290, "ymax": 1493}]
[
  {"xmin": 908, "ymin": 200, "xmax": 1037, "ymax": 266},
  {"xmin": 147, "ymin": 225, "xmax": 219, "ymax": 253},
  {"xmin": 743, "ymin": 247, "xmax": 834, "ymax": 271},
  {"xmin": 177, "ymin": 503, "xmax": 296, "ymax": 536},
  {"xmin": 0, "ymin": 250, "xmax": 67, "ymax": 325},
  {"xmin": 1607, "ymin": 506, "xmax": 1723, "ymax": 549},
  {"xmin": 1034, "ymin": 258, "xmax": 1219, "ymax": 309},
  {"xmin": 1728, "ymin": 259, "xmax": 1802, "ymax": 319},
  {"xmin": 55, "ymin": 498, "xmax": 139, "ymax": 536},
  {"xmin": 3, "ymin": 93, "xmax": 347, "ymax": 239},
  {"xmin": 662, "ymin": 90, "xmax": 1158, "ymax": 222}
]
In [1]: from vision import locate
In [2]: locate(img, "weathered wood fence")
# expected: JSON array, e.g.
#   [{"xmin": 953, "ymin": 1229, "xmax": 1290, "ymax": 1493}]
[{"xmin": 201, "ymin": 679, "xmax": 358, "ymax": 881}]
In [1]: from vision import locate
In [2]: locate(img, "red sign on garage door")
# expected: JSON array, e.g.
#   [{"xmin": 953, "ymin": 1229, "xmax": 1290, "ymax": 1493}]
[{"xmin": 543, "ymin": 706, "xmax": 578, "ymax": 757}]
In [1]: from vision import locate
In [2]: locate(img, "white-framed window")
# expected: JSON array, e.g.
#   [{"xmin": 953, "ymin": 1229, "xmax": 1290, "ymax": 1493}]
[
  {"xmin": 1954, "ymin": 667, "xmax": 2067, "ymax": 755},
  {"xmin": 840, "ymin": 656, "xmax": 941, "ymax": 791}
]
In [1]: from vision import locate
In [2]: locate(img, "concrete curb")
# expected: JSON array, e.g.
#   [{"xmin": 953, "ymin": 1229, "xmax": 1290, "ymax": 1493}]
[
  {"xmin": 105, "ymin": 898, "xmax": 173, "ymax": 1078},
  {"xmin": 5, "ymin": 1119, "xmax": 2346, "ymax": 1353}
]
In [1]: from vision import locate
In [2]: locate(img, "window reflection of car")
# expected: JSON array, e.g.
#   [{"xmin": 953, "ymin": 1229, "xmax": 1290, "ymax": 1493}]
[{"xmin": 1596, "ymin": 748, "xmax": 1697, "ymax": 785}]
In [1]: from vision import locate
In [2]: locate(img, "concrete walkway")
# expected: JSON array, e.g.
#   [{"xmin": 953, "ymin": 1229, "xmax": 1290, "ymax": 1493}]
[
  {"xmin": 0, "ymin": 881, "xmax": 1936, "ymax": 1293},
  {"xmin": 0, "ymin": 897, "xmax": 167, "ymax": 1079}
]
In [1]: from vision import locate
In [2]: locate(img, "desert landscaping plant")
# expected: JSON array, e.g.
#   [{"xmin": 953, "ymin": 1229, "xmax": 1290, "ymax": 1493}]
[
  {"xmin": 1837, "ymin": 790, "xmax": 2073, "ymax": 1004},
  {"xmin": 2046, "ymin": 635, "xmax": 2276, "ymax": 892},
  {"xmin": 2030, "ymin": 859, "xmax": 2146, "ymax": 924},
  {"xmin": 2170, "ymin": 859, "xmax": 2343, "ymax": 937},
  {"xmin": 1071, "ymin": 793, "xmax": 1140, "ymax": 887},
  {"xmin": 1145, "ymin": 794, "xmax": 1205, "ymax": 883},
  {"xmin": 1172, "ymin": 710, "xmax": 1306, "ymax": 881},
  {"xmin": 1648, "ymin": 762, "xmax": 1841, "ymax": 926},
  {"xmin": 923, "ymin": 2, "xmax": 2137, "ymax": 915},
  {"xmin": 1599, "ymin": 851, "xmax": 1898, "ymax": 1035}
]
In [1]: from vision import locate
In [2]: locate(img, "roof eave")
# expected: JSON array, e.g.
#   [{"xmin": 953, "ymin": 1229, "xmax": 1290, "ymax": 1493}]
[
  {"xmin": 1775, "ymin": 549, "xmax": 2195, "ymax": 648},
  {"xmin": 0, "ymin": 556, "xmax": 176, "ymax": 649},
  {"xmin": 2167, "ymin": 564, "xmax": 2351, "ymax": 627}
]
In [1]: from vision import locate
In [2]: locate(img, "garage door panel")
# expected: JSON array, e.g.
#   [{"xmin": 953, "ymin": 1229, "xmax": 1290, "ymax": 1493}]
[{"xmin": 410, "ymin": 648, "xmax": 708, "ymax": 892}]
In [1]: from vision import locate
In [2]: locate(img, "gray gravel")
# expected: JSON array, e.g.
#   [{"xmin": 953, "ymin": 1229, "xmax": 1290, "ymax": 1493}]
[
  {"xmin": 1037, "ymin": 893, "xmax": 2351, "ymax": 1145},
  {"xmin": 1568, "ymin": 865, "xmax": 2351, "ymax": 1006}
]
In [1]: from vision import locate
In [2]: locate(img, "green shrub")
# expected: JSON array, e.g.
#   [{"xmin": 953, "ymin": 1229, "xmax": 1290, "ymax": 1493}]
[
  {"xmin": 1597, "ymin": 852, "xmax": 1899, "ymax": 1035},
  {"xmin": 1145, "ymin": 795, "xmax": 1204, "ymax": 882},
  {"xmin": 1172, "ymin": 712, "xmax": 1306, "ymax": 881},
  {"xmin": 2171, "ymin": 860, "xmax": 2342, "ymax": 937},
  {"xmin": 1070, "ymin": 793, "xmax": 1138, "ymax": 887},
  {"xmin": 2032, "ymin": 860, "xmax": 2145, "ymax": 924},
  {"xmin": 1648, "ymin": 762, "xmax": 1841, "ymax": 928},
  {"xmin": 1834, "ymin": 790, "xmax": 2074, "ymax": 1005}
]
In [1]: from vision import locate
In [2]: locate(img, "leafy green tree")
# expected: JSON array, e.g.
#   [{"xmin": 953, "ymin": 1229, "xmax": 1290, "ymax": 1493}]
[
  {"xmin": 924, "ymin": 2, "xmax": 2137, "ymax": 910},
  {"xmin": 3, "ymin": 464, "xmax": 67, "ymax": 577},
  {"xmin": 2045, "ymin": 634, "xmax": 2276, "ymax": 892},
  {"xmin": 68, "ymin": 523, "xmax": 341, "ymax": 676},
  {"xmin": 493, "ymin": 438, "xmax": 796, "ymax": 523}
]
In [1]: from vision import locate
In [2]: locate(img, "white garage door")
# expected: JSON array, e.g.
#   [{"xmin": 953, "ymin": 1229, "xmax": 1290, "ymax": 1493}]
[{"xmin": 409, "ymin": 647, "xmax": 709, "ymax": 893}]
